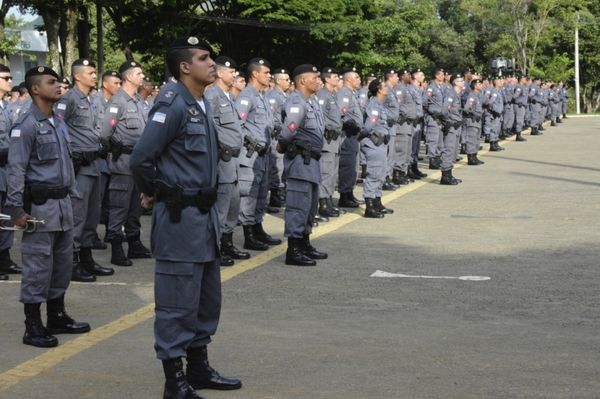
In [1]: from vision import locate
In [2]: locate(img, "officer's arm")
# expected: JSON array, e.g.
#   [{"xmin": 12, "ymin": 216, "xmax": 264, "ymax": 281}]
[
  {"xmin": 235, "ymin": 94, "xmax": 252, "ymax": 128},
  {"xmin": 100, "ymin": 98, "xmax": 122, "ymax": 147},
  {"xmin": 130, "ymin": 103, "xmax": 182, "ymax": 197},
  {"xmin": 279, "ymin": 100, "xmax": 305, "ymax": 144},
  {"xmin": 204, "ymin": 90, "xmax": 221, "ymax": 122},
  {"xmin": 54, "ymin": 94, "xmax": 73, "ymax": 122},
  {"xmin": 4, "ymin": 122, "xmax": 34, "ymax": 220}
]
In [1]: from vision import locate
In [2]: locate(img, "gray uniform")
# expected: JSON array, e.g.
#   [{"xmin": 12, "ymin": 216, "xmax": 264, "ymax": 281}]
[
  {"xmin": 130, "ymin": 81, "xmax": 220, "ymax": 360},
  {"xmin": 316, "ymin": 87, "xmax": 342, "ymax": 199},
  {"xmin": 337, "ymin": 86, "xmax": 363, "ymax": 194},
  {"xmin": 383, "ymin": 84, "xmax": 399, "ymax": 178},
  {"xmin": 482, "ymin": 88, "xmax": 503, "ymax": 142},
  {"xmin": 205, "ymin": 85, "xmax": 243, "ymax": 235},
  {"xmin": 100, "ymin": 88, "xmax": 146, "ymax": 240},
  {"xmin": 7, "ymin": 98, "xmax": 32, "ymax": 125},
  {"xmin": 235, "ymin": 85, "xmax": 272, "ymax": 226},
  {"xmin": 0, "ymin": 100, "xmax": 14, "ymax": 252},
  {"xmin": 55, "ymin": 86, "xmax": 102, "ymax": 250},
  {"xmin": 561, "ymin": 87, "xmax": 569, "ymax": 115},
  {"xmin": 280, "ymin": 91, "xmax": 324, "ymax": 238},
  {"xmin": 409, "ymin": 84, "xmax": 425, "ymax": 165},
  {"xmin": 5, "ymin": 104, "xmax": 77, "ymax": 304},
  {"xmin": 424, "ymin": 82, "xmax": 445, "ymax": 158},
  {"xmin": 529, "ymin": 84, "xmax": 543, "ymax": 128},
  {"xmin": 502, "ymin": 83, "xmax": 515, "ymax": 134},
  {"xmin": 513, "ymin": 84, "xmax": 528, "ymax": 132},
  {"xmin": 440, "ymin": 88, "xmax": 463, "ymax": 171},
  {"xmin": 463, "ymin": 91, "xmax": 483, "ymax": 155},
  {"xmin": 265, "ymin": 88, "xmax": 287, "ymax": 191},
  {"xmin": 394, "ymin": 82, "xmax": 417, "ymax": 173},
  {"xmin": 362, "ymin": 97, "xmax": 389, "ymax": 199}
]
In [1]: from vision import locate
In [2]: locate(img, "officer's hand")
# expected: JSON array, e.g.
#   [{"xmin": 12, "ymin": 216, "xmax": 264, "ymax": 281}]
[
  {"xmin": 12, "ymin": 213, "xmax": 32, "ymax": 228},
  {"xmin": 276, "ymin": 142, "xmax": 286, "ymax": 154},
  {"xmin": 140, "ymin": 193, "xmax": 154, "ymax": 209}
]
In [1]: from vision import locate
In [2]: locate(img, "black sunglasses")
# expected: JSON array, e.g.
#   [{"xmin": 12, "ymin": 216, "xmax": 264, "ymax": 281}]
[{"xmin": 0, "ymin": 76, "xmax": 12, "ymax": 81}]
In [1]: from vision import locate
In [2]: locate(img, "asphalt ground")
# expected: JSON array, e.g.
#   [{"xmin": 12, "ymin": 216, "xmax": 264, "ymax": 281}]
[{"xmin": 1, "ymin": 116, "xmax": 599, "ymax": 398}]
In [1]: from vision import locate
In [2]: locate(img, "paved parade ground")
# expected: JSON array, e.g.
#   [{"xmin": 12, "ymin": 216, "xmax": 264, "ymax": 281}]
[{"xmin": 1, "ymin": 116, "xmax": 599, "ymax": 398}]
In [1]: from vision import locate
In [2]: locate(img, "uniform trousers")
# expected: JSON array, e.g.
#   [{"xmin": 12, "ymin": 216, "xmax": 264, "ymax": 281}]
[
  {"xmin": 0, "ymin": 190, "xmax": 14, "ymax": 252},
  {"xmin": 338, "ymin": 134, "xmax": 359, "ymax": 194},
  {"xmin": 410, "ymin": 121, "xmax": 423, "ymax": 165},
  {"xmin": 514, "ymin": 106, "xmax": 526, "ymax": 133},
  {"xmin": 154, "ymin": 259, "xmax": 221, "ymax": 360},
  {"xmin": 483, "ymin": 114, "xmax": 502, "ymax": 142},
  {"xmin": 465, "ymin": 122, "xmax": 481, "ymax": 155},
  {"xmin": 216, "ymin": 182, "xmax": 240, "ymax": 235},
  {"xmin": 238, "ymin": 154, "xmax": 269, "ymax": 226},
  {"xmin": 425, "ymin": 117, "xmax": 443, "ymax": 157},
  {"xmin": 72, "ymin": 172, "xmax": 101, "ymax": 250},
  {"xmin": 361, "ymin": 140, "xmax": 386, "ymax": 199},
  {"xmin": 502, "ymin": 105, "xmax": 515, "ymax": 132},
  {"xmin": 319, "ymin": 150, "xmax": 339, "ymax": 199},
  {"xmin": 395, "ymin": 122, "xmax": 413, "ymax": 173},
  {"xmin": 284, "ymin": 177, "xmax": 318, "ymax": 239},
  {"xmin": 441, "ymin": 127, "xmax": 460, "ymax": 172}
]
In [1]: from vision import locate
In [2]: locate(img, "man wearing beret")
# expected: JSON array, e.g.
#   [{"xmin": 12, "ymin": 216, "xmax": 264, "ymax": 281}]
[
  {"xmin": 278, "ymin": 64, "xmax": 328, "ymax": 266},
  {"xmin": 439, "ymin": 74, "xmax": 465, "ymax": 185},
  {"xmin": 5, "ymin": 66, "xmax": 90, "ymax": 347},
  {"xmin": 55, "ymin": 59, "xmax": 114, "ymax": 282},
  {"xmin": 130, "ymin": 36, "xmax": 241, "ymax": 399},
  {"xmin": 204, "ymin": 56, "xmax": 250, "ymax": 267},
  {"xmin": 0, "ymin": 64, "xmax": 21, "ymax": 280},
  {"xmin": 424, "ymin": 68, "xmax": 446, "ymax": 170},
  {"xmin": 101, "ymin": 60, "xmax": 151, "ymax": 266}
]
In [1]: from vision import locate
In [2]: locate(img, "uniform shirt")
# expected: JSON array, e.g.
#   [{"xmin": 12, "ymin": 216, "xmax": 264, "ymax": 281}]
[
  {"xmin": 7, "ymin": 98, "xmax": 32, "ymax": 125},
  {"xmin": 356, "ymin": 87, "xmax": 369, "ymax": 115},
  {"xmin": 396, "ymin": 82, "xmax": 417, "ymax": 120},
  {"xmin": 130, "ymin": 81, "xmax": 219, "ymax": 263},
  {"xmin": 463, "ymin": 91, "xmax": 483, "ymax": 126},
  {"xmin": 482, "ymin": 87, "xmax": 504, "ymax": 116},
  {"xmin": 529, "ymin": 84, "xmax": 543, "ymax": 104},
  {"xmin": 337, "ymin": 86, "xmax": 363, "ymax": 130},
  {"xmin": 363, "ymin": 97, "xmax": 390, "ymax": 148},
  {"xmin": 0, "ymin": 100, "xmax": 13, "ymax": 193},
  {"xmin": 502, "ymin": 84, "xmax": 515, "ymax": 106},
  {"xmin": 205, "ymin": 85, "xmax": 243, "ymax": 185},
  {"xmin": 235, "ymin": 85, "xmax": 272, "ymax": 147},
  {"xmin": 383, "ymin": 83, "xmax": 399, "ymax": 124},
  {"xmin": 100, "ymin": 87, "xmax": 147, "ymax": 175},
  {"xmin": 408, "ymin": 84, "xmax": 424, "ymax": 119},
  {"xmin": 280, "ymin": 90, "xmax": 324, "ymax": 184},
  {"xmin": 265, "ymin": 88, "xmax": 287, "ymax": 133},
  {"xmin": 55, "ymin": 86, "xmax": 102, "ymax": 176},
  {"xmin": 442, "ymin": 88, "xmax": 463, "ymax": 125},
  {"xmin": 513, "ymin": 85, "xmax": 528, "ymax": 107},
  {"xmin": 5, "ymin": 103, "xmax": 77, "ymax": 231},
  {"xmin": 425, "ymin": 82, "xmax": 444, "ymax": 118},
  {"xmin": 316, "ymin": 87, "xmax": 343, "ymax": 153}
]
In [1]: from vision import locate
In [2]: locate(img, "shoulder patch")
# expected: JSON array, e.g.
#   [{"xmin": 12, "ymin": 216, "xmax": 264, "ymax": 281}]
[
  {"xmin": 11, "ymin": 129, "xmax": 20, "ymax": 138},
  {"xmin": 152, "ymin": 112, "xmax": 166, "ymax": 123},
  {"xmin": 290, "ymin": 107, "xmax": 300, "ymax": 114},
  {"xmin": 240, "ymin": 99, "xmax": 249, "ymax": 106},
  {"xmin": 56, "ymin": 103, "xmax": 67, "ymax": 111}
]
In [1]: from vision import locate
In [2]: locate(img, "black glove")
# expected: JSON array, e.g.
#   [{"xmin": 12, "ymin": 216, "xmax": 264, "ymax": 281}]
[
  {"xmin": 342, "ymin": 119, "xmax": 361, "ymax": 136},
  {"xmin": 357, "ymin": 128, "xmax": 370, "ymax": 141},
  {"xmin": 386, "ymin": 118, "xmax": 395, "ymax": 128}
]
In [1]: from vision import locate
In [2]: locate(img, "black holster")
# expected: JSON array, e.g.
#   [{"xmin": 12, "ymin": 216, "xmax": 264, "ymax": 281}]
[{"xmin": 155, "ymin": 179, "xmax": 218, "ymax": 223}]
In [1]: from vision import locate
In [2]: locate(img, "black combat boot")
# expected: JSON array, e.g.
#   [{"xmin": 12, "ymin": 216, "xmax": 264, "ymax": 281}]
[
  {"xmin": 242, "ymin": 225, "xmax": 268, "ymax": 251},
  {"xmin": 301, "ymin": 234, "xmax": 328, "ymax": 259},
  {"xmin": 393, "ymin": 170, "xmax": 410, "ymax": 185},
  {"xmin": 349, "ymin": 190, "xmax": 365, "ymax": 205},
  {"xmin": 319, "ymin": 198, "xmax": 339, "ymax": 218},
  {"xmin": 163, "ymin": 358, "xmax": 205, "ymax": 399},
  {"xmin": 440, "ymin": 169, "xmax": 461, "ymax": 185},
  {"xmin": 79, "ymin": 247, "xmax": 114, "ymax": 276},
  {"xmin": 516, "ymin": 132, "xmax": 527, "ymax": 141},
  {"xmin": 359, "ymin": 164, "xmax": 367, "ymax": 180},
  {"xmin": 285, "ymin": 237, "xmax": 316, "ymax": 266},
  {"xmin": 460, "ymin": 143, "xmax": 467, "ymax": 154},
  {"xmin": 71, "ymin": 251, "xmax": 96, "ymax": 282},
  {"xmin": 530, "ymin": 126, "xmax": 539, "ymax": 135},
  {"xmin": 127, "ymin": 234, "xmax": 152, "ymax": 259},
  {"xmin": 253, "ymin": 223, "xmax": 281, "ymax": 245},
  {"xmin": 411, "ymin": 162, "xmax": 427, "ymax": 178},
  {"xmin": 219, "ymin": 256, "xmax": 234, "ymax": 267},
  {"xmin": 467, "ymin": 154, "xmax": 484, "ymax": 166},
  {"xmin": 328, "ymin": 197, "xmax": 344, "ymax": 215},
  {"xmin": 91, "ymin": 232, "xmax": 107, "ymax": 250},
  {"xmin": 563, "ymin": 113, "xmax": 567, "ymax": 119},
  {"xmin": 23, "ymin": 303, "xmax": 58, "ymax": 348},
  {"xmin": 220, "ymin": 233, "xmax": 250, "ymax": 260},
  {"xmin": 46, "ymin": 295, "xmax": 90, "ymax": 335},
  {"xmin": 374, "ymin": 197, "xmax": 394, "ymax": 214},
  {"xmin": 364, "ymin": 198, "xmax": 384, "ymax": 219},
  {"xmin": 110, "ymin": 237, "xmax": 133, "ymax": 266},
  {"xmin": 382, "ymin": 176, "xmax": 397, "ymax": 191},
  {"xmin": 556, "ymin": 116, "xmax": 562, "ymax": 124},
  {"xmin": 186, "ymin": 346, "xmax": 242, "ymax": 391},
  {"xmin": 337, "ymin": 191, "xmax": 359, "ymax": 208},
  {"xmin": 538, "ymin": 124, "xmax": 545, "ymax": 132},
  {"xmin": 0, "ymin": 248, "xmax": 21, "ymax": 274},
  {"xmin": 268, "ymin": 188, "xmax": 282, "ymax": 208}
]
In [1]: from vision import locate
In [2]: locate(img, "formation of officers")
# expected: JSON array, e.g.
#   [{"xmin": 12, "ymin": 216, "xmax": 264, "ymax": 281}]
[{"xmin": 0, "ymin": 36, "xmax": 569, "ymax": 398}]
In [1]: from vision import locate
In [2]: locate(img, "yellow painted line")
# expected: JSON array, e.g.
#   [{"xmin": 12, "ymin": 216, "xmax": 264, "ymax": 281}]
[{"xmin": 0, "ymin": 123, "xmax": 541, "ymax": 392}]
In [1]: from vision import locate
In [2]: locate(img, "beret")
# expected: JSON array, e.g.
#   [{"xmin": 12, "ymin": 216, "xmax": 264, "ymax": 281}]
[
  {"xmin": 321, "ymin": 67, "xmax": 337, "ymax": 75},
  {"xmin": 119, "ymin": 61, "xmax": 142, "ymax": 76},
  {"xmin": 72, "ymin": 58, "xmax": 95, "ymax": 68},
  {"xmin": 59, "ymin": 76, "xmax": 71, "ymax": 85},
  {"xmin": 168, "ymin": 36, "xmax": 213, "ymax": 53},
  {"xmin": 412, "ymin": 68, "xmax": 423, "ymax": 74},
  {"xmin": 0, "ymin": 64, "xmax": 10, "ymax": 73},
  {"xmin": 291, "ymin": 64, "xmax": 319, "ymax": 79},
  {"xmin": 272, "ymin": 68, "xmax": 289, "ymax": 75},
  {"xmin": 25, "ymin": 66, "xmax": 60, "ymax": 81},
  {"xmin": 342, "ymin": 67, "xmax": 359, "ymax": 75},
  {"xmin": 102, "ymin": 70, "xmax": 120, "ymax": 79},
  {"xmin": 215, "ymin": 56, "xmax": 238, "ymax": 69},
  {"xmin": 247, "ymin": 57, "xmax": 271, "ymax": 69},
  {"xmin": 451, "ymin": 73, "xmax": 464, "ymax": 83}
]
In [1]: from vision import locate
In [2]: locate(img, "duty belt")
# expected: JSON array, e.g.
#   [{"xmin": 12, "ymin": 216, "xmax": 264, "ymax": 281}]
[
  {"xmin": 324, "ymin": 129, "xmax": 341, "ymax": 144},
  {"xmin": 111, "ymin": 143, "xmax": 134, "ymax": 162},
  {"xmin": 243, "ymin": 136, "xmax": 268, "ymax": 157},
  {"xmin": 285, "ymin": 140, "xmax": 321, "ymax": 165},
  {"xmin": 24, "ymin": 184, "xmax": 69, "ymax": 212},
  {"xmin": 218, "ymin": 144, "xmax": 240, "ymax": 162},
  {"xmin": 155, "ymin": 179, "xmax": 217, "ymax": 223}
]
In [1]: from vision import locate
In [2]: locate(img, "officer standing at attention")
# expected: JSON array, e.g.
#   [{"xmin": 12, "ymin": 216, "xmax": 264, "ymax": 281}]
[
  {"xmin": 204, "ymin": 56, "xmax": 250, "ymax": 267},
  {"xmin": 0, "ymin": 64, "xmax": 21, "ymax": 280},
  {"xmin": 361, "ymin": 79, "xmax": 394, "ymax": 218},
  {"xmin": 462, "ymin": 79, "xmax": 485, "ymax": 166},
  {"xmin": 424, "ymin": 68, "xmax": 445, "ymax": 170},
  {"xmin": 513, "ymin": 75, "xmax": 528, "ymax": 141},
  {"xmin": 337, "ymin": 68, "xmax": 364, "ymax": 208},
  {"xmin": 316, "ymin": 67, "xmax": 343, "ymax": 219},
  {"xmin": 393, "ymin": 69, "xmax": 418, "ymax": 186},
  {"xmin": 278, "ymin": 64, "xmax": 327, "ymax": 266},
  {"xmin": 529, "ymin": 77, "xmax": 544, "ymax": 135},
  {"xmin": 130, "ymin": 37, "xmax": 242, "ymax": 399},
  {"xmin": 381, "ymin": 70, "xmax": 399, "ymax": 190},
  {"xmin": 482, "ymin": 76, "xmax": 505, "ymax": 151},
  {"xmin": 265, "ymin": 68, "xmax": 290, "ymax": 211},
  {"xmin": 235, "ymin": 57, "xmax": 282, "ymax": 250},
  {"xmin": 408, "ymin": 68, "xmax": 428, "ymax": 180},
  {"xmin": 101, "ymin": 61, "xmax": 152, "ymax": 266},
  {"xmin": 6, "ymin": 66, "xmax": 90, "ymax": 347},
  {"xmin": 55, "ymin": 59, "xmax": 114, "ymax": 282},
  {"xmin": 501, "ymin": 74, "xmax": 516, "ymax": 138},
  {"xmin": 439, "ymin": 74, "xmax": 465, "ymax": 185}
]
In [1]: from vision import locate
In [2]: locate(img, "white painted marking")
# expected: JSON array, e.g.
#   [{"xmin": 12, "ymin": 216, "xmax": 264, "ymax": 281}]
[
  {"xmin": 0, "ymin": 280, "xmax": 151, "ymax": 287},
  {"xmin": 370, "ymin": 270, "xmax": 490, "ymax": 281}
]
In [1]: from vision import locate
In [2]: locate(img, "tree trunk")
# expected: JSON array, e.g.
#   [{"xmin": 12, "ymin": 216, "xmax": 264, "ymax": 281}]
[
  {"xmin": 39, "ymin": 10, "xmax": 62, "ymax": 71},
  {"xmin": 62, "ymin": 2, "xmax": 79, "ymax": 75},
  {"xmin": 77, "ymin": 4, "xmax": 91, "ymax": 59},
  {"xmin": 106, "ymin": 6, "xmax": 134, "ymax": 62},
  {"xmin": 96, "ymin": 0, "xmax": 104, "ymax": 74}
]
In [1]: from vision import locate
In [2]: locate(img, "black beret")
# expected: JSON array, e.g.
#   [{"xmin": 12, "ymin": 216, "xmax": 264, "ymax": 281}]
[
  {"xmin": 72, "ymin": 58, "xmax": 95, "ymax": 68},
  {"xmin": 25, "ymin": 66, "xmax": 60, "ymax": 81},
  {"xmin": 215, "ymin": 56, "xmax": 238, "ymax": 69},
  {"xmin": 168, "ymin": 36, "xmax": 213, "ymax": 53},
  {"xmin": 342, "ymin": 67, "xmax": 359, "ymax": 75},
  {"xmin": 0, "ymin": 64, "xmax": 10, "ymax": 73},
  {"xmin": 451, "ymin": 73, "xmax": 464, "ymax": 83},
  {"xmin": 434, "ymin": 68, "xmax": 445, "ymax": 75},
  {"xmin": 59, "ymin": 76, "xmax": 71, "ymax": 85},
  {"xmin": 321, "ymin": 67, "xmax": 337, "ymax": 75},
  {"xmin": 272, "ymin": 68, "xmax": 289, "ymax": 75},
  {"xmin": 291, "ymin": 64, "xmax": 319, "ymax": 79},
  {"xmin": 400, "ymin": 68, "xmax": 411, "ymax": 75},
  {"xmin": 412, "ymin": 68, "xmax": 423, "ymax": 74},
  {"xmin": 102, "ymin": 70, "xmax": 120, "ymax": 79},
  {"xmin": 10, "ymin": 86, "xmax": 19, "ymax": 92},
  {"xmin": 247, "ymin": 57, "xmax": 271, "ymax": 69},
  {"xmin": 384, "ymin": 69, "xmax": 398, "ymax": 76},
  {"xmin": 118, "ymin": 61, "xmax": 142, "ymax": 76}
]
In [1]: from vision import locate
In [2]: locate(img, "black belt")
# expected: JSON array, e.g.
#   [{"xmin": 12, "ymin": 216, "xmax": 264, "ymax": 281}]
[
  {"xmin": 73, "ymin": 150, "xmax": 101, "ymax": 165},
  {"xmin": 286, "ymin": 140, "xmax": 321, "ymax": 164},
  {"xmin": 24, "ymin": 184, "xmax": 69, "ymax": 212},
  {"xmin": 154, "ymin": 179, "xmax": 217, "ymax": 223},
  {"xmin": 120, "ymin": 146, "xmax": 134, "ymax": 155}
]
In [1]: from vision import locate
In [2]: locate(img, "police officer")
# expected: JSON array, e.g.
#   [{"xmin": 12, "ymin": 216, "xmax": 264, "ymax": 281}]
[
  {"xmin": 231, "ymin": 74, "xmax": 246, "ymax": 100},
  {"xmin": 278, "ymin": 64, "xmax": 327, "ymax": 266},
  {"xmin": 482, "ymin": 76, "xmax": 505, "ymax": 151},
  {"xmin": 316, "ymin": 67, "xmax": 343, "ymax": 218},
  {"xmin": 362, "ymin": 79, "xmax": 394, "ymax": 218},
  {"xmin": 560, "ymin": 82, "xmax": 569, "ymax": 119},
  {"xmin": 265, "ymin": 68, "xmax": 290, "ymax": 211},
  {"xmin": 393, "ymin": 69, "xmax": 418, "ymax": 185},
  {"xmin": 0, "ymin": 64, "xmax": 20, "ymax": 280},
  {"xmin": 235, "ymin": 57, "xmax": 281, "ymax": 250},
  {"xmin": 337, "ymin": 67, "xmax": 364, "ymax": 208},
  {"xmin": 529, "ymin": 77, "xmax": 544, "ymax": 135},
  {"xmin": 7, "ymin": 83, "xmax": 32, "ymax": 124},
  {"xmin": 101, "ymin": 61, "xmax": 151, "ymax": 266},
  {"xmin": 55, "ymin": 59, "xmax": 114, "ymax": 282},
  {"xmin": 463, "ymin": 79, "xmax": 485, "ymax": 166},
  {"xmin": 130, "ymin": 37, "xmax": 241, "ymax": 399},
  {"xmin": 439, "ymin": 74, "xmax": 465, "ymax": 185},
  {"xmin": 513, "ymin": 75, "xmax": 528, "ymax": 141},
  {"xmin": 6, "ymin": 66, "xmax": 90, "ymax": 347},
  {"xmin": 408, "ymin": 68, "xmax": 428, "ymax": 180},
  {"xmin": 424, "ymin": 68, "xmax": 445, "ymax": 170},
  {"xmin": 501, "ymin": 74, "xmax": 516, "ymax": 138},
  {"xmin": 204, "ymin": 56, "xmax": 250, "ymax": 267}
]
